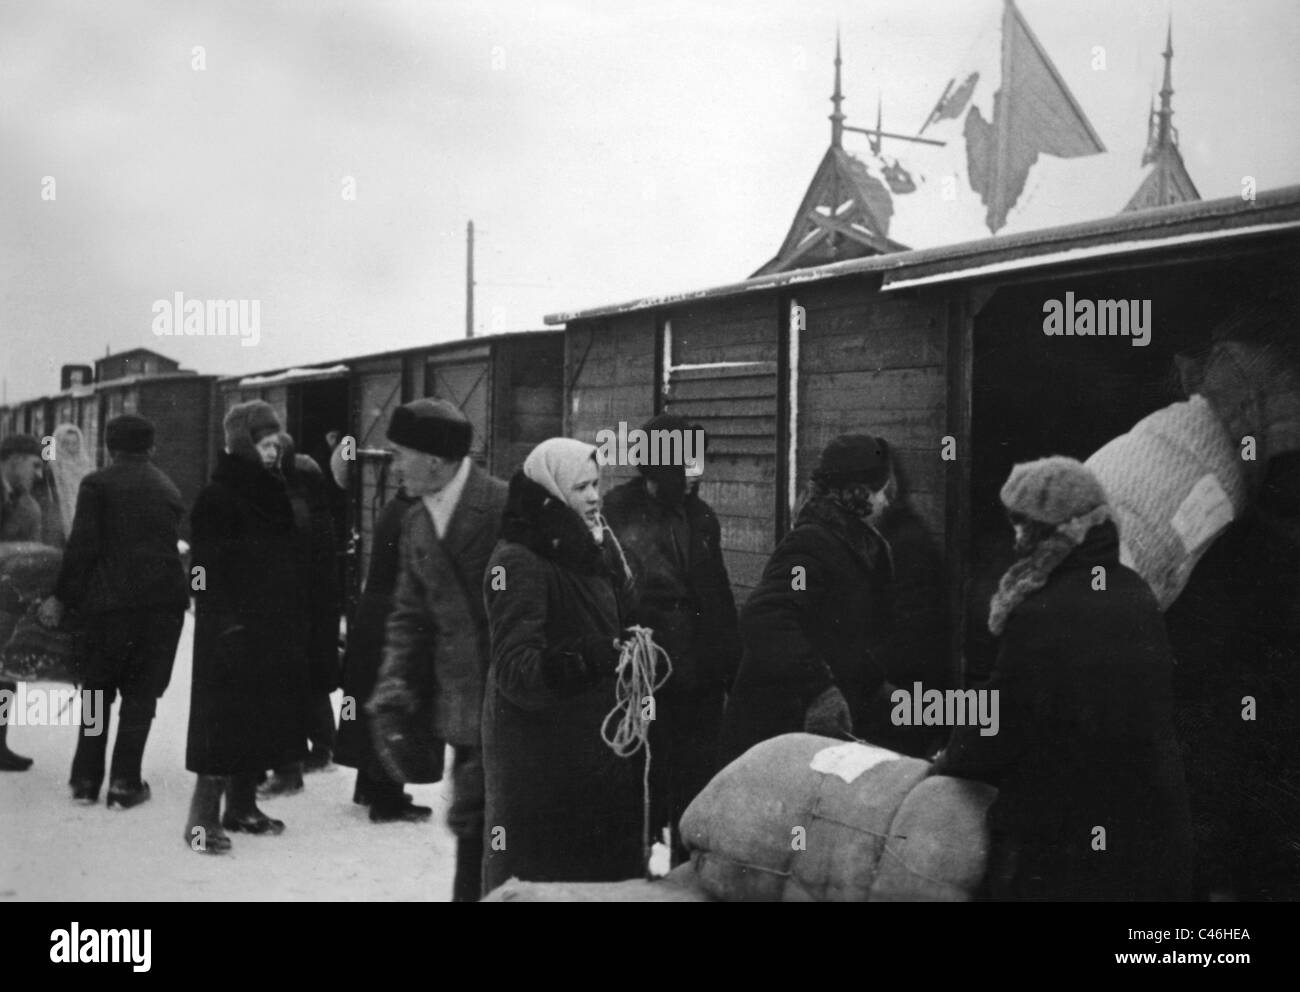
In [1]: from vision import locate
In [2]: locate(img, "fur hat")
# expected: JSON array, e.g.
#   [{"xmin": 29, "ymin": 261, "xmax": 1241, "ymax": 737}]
[
  {"xmin": 105, "ymin": 414, "xmax": 155, "ymax": 454},
  {"xmin": 387, "ymin": 399, "xmax": 471, "ymax": 460},
  {"xmin": 0, "ymin": 434, "xmax": 42, "ymax": 460},
  {"xmin": 1000, "ymin": 456, "xmax": 1110, "ymax": 538},
  {"xmin": 224, "ymin": 400, "xmax": 281, "ymax": 463},
  {"xmin": 812, "ymin": 434, "xmax": 892, "ymax": 490}
]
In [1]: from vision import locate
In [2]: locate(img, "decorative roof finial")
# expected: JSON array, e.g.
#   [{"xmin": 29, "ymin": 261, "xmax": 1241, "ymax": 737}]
[{"xmin": 830, "ymin": 27, "xmax": 845, "ymax": 148}]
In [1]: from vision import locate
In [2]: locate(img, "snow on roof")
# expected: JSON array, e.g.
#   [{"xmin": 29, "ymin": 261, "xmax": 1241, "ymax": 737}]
[{"xmin": 238, "ymin": 364, "xmax": 351, "ymax": 388}]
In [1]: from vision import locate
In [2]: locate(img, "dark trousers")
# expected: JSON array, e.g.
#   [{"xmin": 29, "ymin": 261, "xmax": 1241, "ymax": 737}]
[
  {"xmin": 308, "ymin": 692, "xmax": 336, "ymax": 756},
  {"xmin": 649, "ymin": 687, "xmax": 725, "ymax": 864},
  {"xmin": 69, "ymin": 610, "xmax": 183, "ymax": 790},
  {"xmin": 449, "ymin": 744, "xmax": 484, "ymax": 902}
]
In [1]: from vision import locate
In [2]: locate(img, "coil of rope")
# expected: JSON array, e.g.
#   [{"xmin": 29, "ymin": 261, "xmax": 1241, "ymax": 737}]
[{"xmin": 600, "ymin": 624, "xmax": 672, "ymax": 876}]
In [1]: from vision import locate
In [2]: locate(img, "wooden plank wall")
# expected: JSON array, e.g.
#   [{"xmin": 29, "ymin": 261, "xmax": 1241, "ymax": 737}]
[
  {"xmin": 494, "ymin": 335, "xmax": 565, "ymax": 478},
  {"xmin": 796, "ymin": 278, "xmax": 949, "ymax": 546},
  {"xmin": 664, "ymin": 296, "xmax": 780, "ymax": 600},
  {"xmin": 140, "ymin": 379, "xmax": 212, "ymax": 534}
]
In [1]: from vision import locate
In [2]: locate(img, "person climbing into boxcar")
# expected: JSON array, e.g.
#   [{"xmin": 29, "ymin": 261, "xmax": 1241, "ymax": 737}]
[
  {"xmin": 932, "ymin": 456, "xmax": 1193, "ymax": 901},
  {"xmin": 718, "ymin": 434, "xmax": 896, "ymax": 765},
  {"xmin": 259, "ymin": 432, "xmax": 340, "ymax": 797},
  {"xmin": 183, "ymin": 401, "xmax": 307, "ymax": 853},
  {"xmin": 367, "ymin": 399, "xmax": 507, "ymax": 902},
  {"xmin": 481, "ymin": 438, "xmax": 642, "ymax": 892},
  {"xmin": 38, "ymin": 415, "xmax": 188, "ymax": 809},
  {"xmin": 0, "ymin": 434, "xmax": 49, "ymax": 771},
  {"xmin": 601, "ymin": 414, "xmax": 739, "ymax": 862}
]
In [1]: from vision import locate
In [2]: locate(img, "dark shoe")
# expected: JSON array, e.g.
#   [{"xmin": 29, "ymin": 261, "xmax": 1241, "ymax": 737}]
[
  {"xmin": 107, "ymin": 781, "xmax": 151, "ymax": 810},
  {"xmin": 71, "ymin": 781, "xmax": 100, "ymax": 805},
  {"xmin": 222, "ymin": 811, "xmax": 286, "ymax": 835},
  {"xmin": 185, "ymin": 824, "xmax": 232, "ymax": 855},
  {"xmin": 369, "ymin": 800, "xmax": 433, "ymax": 824},
  {"xmin": 0, "ymin": 747, "xmax": 33, "ymax": 772},
  {"xmin": 257, "ymin": 769, "xmax": 304, "ymax": 799}
]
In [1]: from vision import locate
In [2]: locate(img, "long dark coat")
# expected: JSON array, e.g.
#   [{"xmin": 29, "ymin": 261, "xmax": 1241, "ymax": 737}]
[
  {"xmin": 719, "ymin": 496, "xmax": 894, "ymax": 765},
  {"xmin": 375, "ymin": 464, "xmax": 507, "ymax": 748},
  {"xmin": 481, "ymin": 471, "xmax": 643, "ymax": 892},
  {"xmin": 185, "ymin": 451, "xmax": 307, "ymax": 775},
  {"xmin": 283, "ymin": 455, "xmax": 341, "ymax": 695},
  {"xmin": 334, "ymin": 492, "xmax": 416, "ymax": 773},
  {"xmin": 53, "ymin": 452, "xmax": 189, "ymax": 695},
  {"xmin": 933, "ymin": 520, "xmax": 1193, "ymax": 901}
]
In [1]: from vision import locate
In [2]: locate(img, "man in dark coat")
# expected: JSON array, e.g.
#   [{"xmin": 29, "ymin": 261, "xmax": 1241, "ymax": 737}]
[
  {"xmin": 719, "ymin": 434, "xmax": 896, "ymax": 765},
  {"xmin": 481, "ymin": 438, "xmax": 642, "ymax": 893},
  {"xmin": 39, "ymin": 416, "xmax": 188, "ymax": 807},
  {"xmin": 1, "ymin": 434, "xmax": 47, "ymax": 771},
  {"xmin": 184, "ymin": 401, "xmax": 305, "ymax": 851},
  {"xmin": 602, "ymin": 414, "xmax": 739, "ymax": 861},
  {"xmin": 259, "ymin": 433, "xmax": 341, "ymax": 796},
  {"xmin": 933, "ymin": 456, "xmax": 1193, "ymax": 901},
  {"xmin": 334, "ymin": 488, "xmax": 421, "ymax": 815},
  {"xmin": 368, "ymin": 399, "xmax": 507, "ymax": 902}
]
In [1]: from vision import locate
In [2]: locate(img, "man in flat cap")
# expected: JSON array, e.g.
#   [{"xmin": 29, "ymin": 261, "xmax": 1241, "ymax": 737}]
[
  {"xmin": 720, "ymin": 433, "xmax": 898, "ymax": 764},
  {"xmin": 366, "ymin": 398, "xmax": 506, "ymax": 901},
  {"xmin": 40, "ymin": 415, "xmax": 189, "ymax": 807}
]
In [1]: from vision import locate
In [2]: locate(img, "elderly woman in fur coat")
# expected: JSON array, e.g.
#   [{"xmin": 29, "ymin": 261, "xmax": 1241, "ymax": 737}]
[
  {"xmin": 933, "ymin": 457, "xmax": 1193, "ymax": 901},
  {"xmin": 481, "ymin": 438, "xmax": 643, "ymax": 892}
]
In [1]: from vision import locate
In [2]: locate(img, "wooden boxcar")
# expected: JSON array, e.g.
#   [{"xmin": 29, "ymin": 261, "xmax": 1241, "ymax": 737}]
[{"xmin": 550, "ymin": 185, "xmax": 1300, "ymax": 676}]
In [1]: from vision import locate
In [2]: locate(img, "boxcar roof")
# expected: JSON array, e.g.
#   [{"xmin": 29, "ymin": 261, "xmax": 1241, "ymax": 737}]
[
  {"xmin": 213, "ymin": 327, "xmax": 558, "ymax": 387},
  {"xmin": 546, "ymin": 185, "xmax": 1300, "ymax": 324}
]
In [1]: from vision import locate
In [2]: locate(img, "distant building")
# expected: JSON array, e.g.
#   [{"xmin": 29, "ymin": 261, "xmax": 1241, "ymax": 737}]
[{"xmin": 94, "ymin": 348, "xmax": 184, "ymax": 383}]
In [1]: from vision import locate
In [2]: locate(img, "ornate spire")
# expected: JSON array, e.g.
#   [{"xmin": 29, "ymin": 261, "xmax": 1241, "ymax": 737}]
[
  {"xmin": 830, "ymin": 28, "xmax": 845, "ymax": 149},
  {"xmin": 1157, "ymin": 16, "xmax": 1175, "ymax": 149}
]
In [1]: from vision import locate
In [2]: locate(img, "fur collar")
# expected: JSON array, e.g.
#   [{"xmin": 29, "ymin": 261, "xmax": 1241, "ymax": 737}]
[
  {"xmin": 795, "ymin": 495, "xmax": 893, "ymax": 577},
  {"xmin": 502, "ymin": 470, "xmax": 619, "ymax": 578},
  {"xmin": 212, "ymin": 450, "xmax": 293, "ymax": 530}
]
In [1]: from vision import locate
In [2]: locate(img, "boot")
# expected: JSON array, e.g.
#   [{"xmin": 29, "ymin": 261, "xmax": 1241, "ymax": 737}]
[
  {"xmin": 258, "ymin": 764, "xmax": 305, "ymax": 798},
  {"xmin": 223, "ymin": 772, "xmax": 285, "ymax": 835},
  {"xmin": 185, "ymin": 775, "xmax": 232, "ymax": 855},
  {"xmin": 369, "ymin": 798, "xmax": 433, "ymax": 824},
  {"xmin": 0, "ymin": 713, "xmax": 33, "ymax": 772},
  {"xmin": 107, "ymin": 780, "xmax": 152, "ymax": 810}
]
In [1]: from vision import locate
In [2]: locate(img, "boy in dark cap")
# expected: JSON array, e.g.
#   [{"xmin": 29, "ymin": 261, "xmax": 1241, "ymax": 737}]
[
  {"xmin": 1, "ymin": 434, "xmax": 47, "ymax": 769},
  {"xmin": 602, "ymin": 413, "xmax": 740, "ymax": 863},
  {"xmin": 365, "ymin": 398, "xmax": 507, "ymax": 901},
  {"xmin": 719, "ymin": 433, "xmax": 897, "ymax": 764},
  {"xmin": 39, "ymin": 415, "xmax": 189, "ymax": 806}
]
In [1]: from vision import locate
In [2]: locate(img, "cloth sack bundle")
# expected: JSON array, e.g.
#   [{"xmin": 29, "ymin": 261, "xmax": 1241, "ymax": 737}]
[
  {"xmin": 679, "ymin": 733, "xmax": 996, "ymax": 902},
  {"xmin": 1086, "ymin": 395, "xmax": 1247, "ymax": 610},
  {"xmin": 0, "ymin": 543, "xmax": 82, "ymax": 684}
]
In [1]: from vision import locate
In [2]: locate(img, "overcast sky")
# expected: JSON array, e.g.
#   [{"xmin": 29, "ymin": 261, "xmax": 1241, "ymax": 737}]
[{"xmin": 2, "ymin": 0, "xmax": 1298, "ymax": 403}]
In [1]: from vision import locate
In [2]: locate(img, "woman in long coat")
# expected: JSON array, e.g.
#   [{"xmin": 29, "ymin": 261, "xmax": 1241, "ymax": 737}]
[
  {"xmin": 183, "ymin": 401, "xmax": 307, "ymax": 853},
  {"xmin": 933, "ymin": 456, "xmax": 1193, "ymax": 901},
  {"xmin": 481, "ymin": 438, "xmax": 642, "ymax": 892},
  {"xmin": 719, "ymin": 434, "xmax": 896, "ymax": 765}
]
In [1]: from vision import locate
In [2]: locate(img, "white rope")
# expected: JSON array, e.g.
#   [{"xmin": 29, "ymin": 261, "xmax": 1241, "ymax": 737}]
[{"xmin": 600, "ymin": 625, "xmax": 673, "ymax": 875}]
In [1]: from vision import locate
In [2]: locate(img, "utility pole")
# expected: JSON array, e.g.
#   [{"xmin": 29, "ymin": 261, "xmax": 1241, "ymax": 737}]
[{"xmin": 466, "ymin": 220, "xmax": 475, "ymax": 339}]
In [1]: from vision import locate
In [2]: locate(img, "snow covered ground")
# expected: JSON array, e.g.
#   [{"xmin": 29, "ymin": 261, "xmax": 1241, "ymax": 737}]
[{"xmin": 0, "ymin": 612, "xmax": 459, "ymax": 901}]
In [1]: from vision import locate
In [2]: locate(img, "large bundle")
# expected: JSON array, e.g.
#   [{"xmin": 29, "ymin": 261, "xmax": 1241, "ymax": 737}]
[
  {"xmin": 1086, "ymin": 395, "xmax": 1246, "ymax": 610},
  {"xmin": 679, "ymin": 734, "xmax": 996, "ymax": 902},
  {"xmin": 0, "ymin": 542, "xmax": 81, "ymax": 684},
  {"xmin": 482, "ymin": 863, "xmax": 713, "ymax": 903}
]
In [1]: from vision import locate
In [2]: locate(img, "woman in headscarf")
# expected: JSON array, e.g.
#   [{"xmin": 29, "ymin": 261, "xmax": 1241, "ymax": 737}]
[
  {"xmin": 183, "ymin": 402, "xmax": 307, "ymax": 853},
  {"xmin": 719, "ymin": 434, "xmax": 897, "ymax": 765},
  {"xmin": 49, "ymin": 423, "xmax": 95, "ymax": 538},
  {"xmin": 932, "ymin": 456, "xmax": 1193, "ymax": 900},
  {"xmin": 481, "ymin": 437, "xmax": 642, "ymax": 891}
]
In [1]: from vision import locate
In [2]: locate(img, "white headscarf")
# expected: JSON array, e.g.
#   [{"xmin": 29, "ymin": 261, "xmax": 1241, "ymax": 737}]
[
  {"xmin": 50, "ymin": 423, "xmax": 94, "ymax": 535},
  {"xmin": 523, "ymin": 437, "xmax": 603, "ymax": 543}
]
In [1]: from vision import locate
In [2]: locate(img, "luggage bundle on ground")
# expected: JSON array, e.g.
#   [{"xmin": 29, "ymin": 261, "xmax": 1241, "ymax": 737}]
[
  {"xmin": 0, "ymin": 542, "xmax": 81, "ymax": 684},
  {"xmin": 482, "ymin": 863, "xmax": 713, "ymax": 902},
  {"xmin": 678, "ymin": 733, "xmax": 996, "ymax": 902}
]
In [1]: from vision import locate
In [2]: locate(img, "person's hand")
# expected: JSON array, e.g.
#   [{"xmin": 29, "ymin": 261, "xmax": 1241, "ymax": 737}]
[
  {"xmin": 804, "ymin": 685, "xmax": 853, "ymax": 739},
  {"xmin": 37, "ymin": 596, "xmax": 64, "ymax": 628}
]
